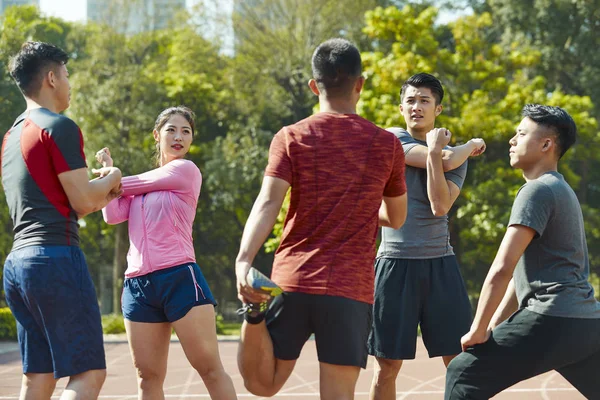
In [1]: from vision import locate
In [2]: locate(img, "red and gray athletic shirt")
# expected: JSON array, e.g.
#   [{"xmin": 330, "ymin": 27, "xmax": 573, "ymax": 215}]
[{"xmin": 1, "ymin": 108, "xmax": 87, "ymax": 251}]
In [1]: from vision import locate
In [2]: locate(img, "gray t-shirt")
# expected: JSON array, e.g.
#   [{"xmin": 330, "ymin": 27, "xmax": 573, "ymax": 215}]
[
  {"xmin": 509, "ymin": 172, "xmax": 600, "ymax": 319},
  {"xmin": 377, "ymin": 128, "xmax": 468, "ymax": 259}
]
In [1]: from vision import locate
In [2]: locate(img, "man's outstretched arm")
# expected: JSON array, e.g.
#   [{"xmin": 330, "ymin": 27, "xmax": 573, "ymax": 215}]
[
  {"xmin": 461, "ymin": 225, "xmax": 535, "ymax": 350},
  {"xmin": 236, "ymin": 176, "xmax": 290, "ymax": 304},
  {"xmin": 488, "ymin": 278, "xmax": 518, "ymax": 330},
  {"xmin": 404, "ymin": 137, "xmax": 485, "ymax": 171}
]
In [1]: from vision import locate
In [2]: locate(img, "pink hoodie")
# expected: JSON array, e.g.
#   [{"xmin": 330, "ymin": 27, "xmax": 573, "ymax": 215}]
[{"xmin": 102, "ymin": 159, "xmax": 202, "ymax": 278}]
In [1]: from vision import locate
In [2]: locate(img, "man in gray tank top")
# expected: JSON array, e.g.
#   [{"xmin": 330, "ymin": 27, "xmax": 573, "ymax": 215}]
[
  {"xmin": 445, "ymin": 104, "xmax": 600, "ymax": 399},
  {"xmin": 368, "ymin": 73, "xmax": 487, "ymax": 400}
]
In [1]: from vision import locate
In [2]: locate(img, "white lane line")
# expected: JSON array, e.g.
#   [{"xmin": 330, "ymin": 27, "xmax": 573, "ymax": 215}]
[
  {"xmin": 396, "ymin": 374, "xmax": 446, "ymax": 400},
  {"xmin": 541, "ymin": 371, "xmax": 558, "ymax": 400},
  {"xmin": 178, "ymin": 367, "xmax": 197, "ymax": 399}
]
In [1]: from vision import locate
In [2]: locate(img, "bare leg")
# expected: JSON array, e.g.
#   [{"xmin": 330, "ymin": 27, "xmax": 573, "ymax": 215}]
[
  {"xmin": 172, "ymin": 305, "xmax": 237, "ymax": 400},
  {"xmin": 60, "ymin": 369, "xmax": 106, "ymax": 400},
  {"xmin": 20, "ymin": 373, "xmax": 57, "ymax": 400},
  {"xmin": 237, "ymin": 320, "xmax": 296, "ymax": 397},
  {"xmin": 125, "ymin": 319, "xmax": 171, "ymax": 400},
  {"xmin": 369, "ymin": 358, "xmax": 403, "ymax": 400},
  {"xmin": 320, "ymin": 362, "xmax": 361, "ymax": 400}
]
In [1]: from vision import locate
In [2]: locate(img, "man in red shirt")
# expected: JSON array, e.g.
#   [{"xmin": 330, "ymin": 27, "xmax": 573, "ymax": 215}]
[{"xmin": 235, "ymin": 38, "xmax": 408, "ymax": 399}]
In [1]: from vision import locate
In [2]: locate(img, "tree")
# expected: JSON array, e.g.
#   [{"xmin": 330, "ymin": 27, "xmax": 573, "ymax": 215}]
[
  {"xmin": 196, "ymin": 125, "xmax": 273, "ymax": 306},
  {"xmin": 231, "ymin": 0, "xmax": 389, "ymax": 130}
]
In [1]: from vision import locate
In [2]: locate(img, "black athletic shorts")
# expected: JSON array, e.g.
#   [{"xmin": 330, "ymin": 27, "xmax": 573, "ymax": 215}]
[
  {"xmin": 368, "ymin": 256, "xmax": 472, "ymax": 359},
  {"xmin": 268, "ymin": 292, "xmax": 372, "ymax": 368}
]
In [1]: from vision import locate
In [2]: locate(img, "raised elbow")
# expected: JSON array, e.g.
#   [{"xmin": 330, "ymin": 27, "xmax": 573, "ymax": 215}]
[
  {"xmin": 103, "ymin": 215, "xmax": 119, "ymax": 225},
  {"xmin": 71, "ymin": 201, "xmax": 96, "ymax": 218},
  {"xmin": 390, "ymin": 222, "xmax": 403, "ymax": 230},
  {"xmin": 430, "ymin": 204, "xmax": 450, "ymax": 217},
  {"xmin": 489, "ymin": 264, "xmax": 514, "ymax": 283}
]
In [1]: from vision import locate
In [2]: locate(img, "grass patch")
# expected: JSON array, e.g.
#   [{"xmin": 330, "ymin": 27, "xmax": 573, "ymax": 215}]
[
  {"xmin": 0, "ymin": 307, "xmax": 17, "ymax": 340},
  {"xmin": 101, "ymin": 312, "xmax": 241, "ymax": 336},
  {"xmin": 102, "ymin": 313, "xmax": 126, "ymax": 334},
  {"xmin": 219, "ymin": 322, "xmax": 242, "ymax": 336}
]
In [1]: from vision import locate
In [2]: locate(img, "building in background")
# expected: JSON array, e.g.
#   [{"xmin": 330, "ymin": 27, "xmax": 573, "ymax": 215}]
[
  {"xmin": 87, "ymin": 0, "xmax": 186, "ymax": 34},
  {"xmin": 1, "ymin": 0, "xmax": 39, "ymax": 14}
]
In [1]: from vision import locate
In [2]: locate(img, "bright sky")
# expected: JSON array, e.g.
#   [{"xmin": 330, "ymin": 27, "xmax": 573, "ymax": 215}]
[
  {"xmin": 39, "ymin": 0, "xmax": 201, "ymax": 22},
  {"xmin": 40, "ymin": 0, "xmax": 469, "ymax": 23}
]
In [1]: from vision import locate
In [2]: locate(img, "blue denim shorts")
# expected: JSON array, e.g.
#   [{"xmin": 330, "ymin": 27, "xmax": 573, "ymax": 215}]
[
  {"xmin": 3, "ymin": 245, "xmax": 106, "ymax": 378},
  {"xmin": 122, "ymin": 262, "xmax": 216, "ymax": 323}
]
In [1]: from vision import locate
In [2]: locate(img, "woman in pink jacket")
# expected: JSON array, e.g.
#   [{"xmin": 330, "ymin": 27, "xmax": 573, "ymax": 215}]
[{"xmin": 96, "ymin": 106, "xmax": 236, "ymax": 399}]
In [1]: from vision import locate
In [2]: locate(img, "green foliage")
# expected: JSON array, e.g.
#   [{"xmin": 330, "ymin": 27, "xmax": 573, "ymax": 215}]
[
  {"xmin": 264, "ymin": 191, "xmax": 290, "ymax": 253},
  {"xmin": 0, "ymin": 6, "xmax": 74, "ymax": 128},
  {"xmin": 215, "ymin": 313, "xmax": 225, "ymax": 335},
  {"xmin": 231, "ymin": 0, "xmax": 386, "ymax": 128},
  {"xmin": 101, "ymin": 312, "xmax": 236, "ymax": 336},
  {"xmin": 476, "ymin": 0, "xmax": 600, "ymax": 114},
  {"xmin": 196, "ymin": 126, "xmax": 272, "ymax": 298},
  {"xmin": 101, "ymin": 313, "xmax": 126, "ymax": 334},
  {"xmin": 0, "ymin": 307, "xmax": 17, "ymax": 340},
  {"xmin": 218, "ymin": 321, "xmax": 242, "ymax": 337}
]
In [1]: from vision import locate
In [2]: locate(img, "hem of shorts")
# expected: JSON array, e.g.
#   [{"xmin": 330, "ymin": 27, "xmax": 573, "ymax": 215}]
[
  {"xmin": 22, "ymin": 365, "xmax": 53, "ymax": 376},
  {"xmin": 368, "ymin": 348, "xmax": 416, "ymax": 360},
  {"xmin": 376, "ymin": 252, "xmax": 455, "ymax": 260},
  {"xmin": 427, "ymin": 349, "xmax": 462, "ymax": 358},
  {"xmin": 317, "ymin": 354, "xmax": 368, "ymax": 369},
  {"xmin": 169, "ymin": 299, "xmax": 218, "ymax": 323},
  {"xmin": 123, "ymin": 313, "xmax": 169, "ymax": 323},
  {"xmin": 27, "ymin": 364, "xmax": 107, "ymax": 380},
  {"xmin": 273, "ymin": 352, "xmax": 301, "ymax": 361}
]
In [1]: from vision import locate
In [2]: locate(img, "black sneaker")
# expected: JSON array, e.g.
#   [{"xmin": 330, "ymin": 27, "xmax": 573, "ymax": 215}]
[{"xmin": 237, "ymin": 267, "xmax": 283, "ymax": 324}]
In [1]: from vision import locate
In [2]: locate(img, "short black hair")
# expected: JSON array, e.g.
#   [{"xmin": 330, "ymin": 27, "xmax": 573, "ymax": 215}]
[
  {"xmin": 521, "ymin": 104, "xmax": 577, "ymax": 158},
  {"xmin": 8, "ymin": 41, "xmax": 69, "ymax": 97},
  {"xmin": 400, "ymin": 73, "xmax": 444, "ymax": 104},
  {"xmin": 311, "ymin": 38, "xmax": 362, "ymax": 97}
]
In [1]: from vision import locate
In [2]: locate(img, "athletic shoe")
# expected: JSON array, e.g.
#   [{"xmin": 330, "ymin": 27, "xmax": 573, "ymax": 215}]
[
  {"xmin": 247, "ymin": 267, "xmax": 283, "ymax": 297},
  {"xmin": 237, "ymin": 267, "xmax": 283, "ymax": 324}
]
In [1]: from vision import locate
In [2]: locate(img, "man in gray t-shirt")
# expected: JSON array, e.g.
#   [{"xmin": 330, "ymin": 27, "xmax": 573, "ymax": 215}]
[
  {"xmin": 446, "ymin": 104, "xmax": 600, "ymax": 400},
  {"xmin": 378, "ymin": 128, "xmax": 468, "ymax": 259},
  {"xmin": 368, "ymin": 73, "xmax": 487, "ymax": 400}
]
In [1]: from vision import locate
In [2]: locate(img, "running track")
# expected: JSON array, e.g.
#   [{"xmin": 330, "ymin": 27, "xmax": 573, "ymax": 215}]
[{"xmin": 0, "ymin": 338, "xmax": 584, "ymax": 399}]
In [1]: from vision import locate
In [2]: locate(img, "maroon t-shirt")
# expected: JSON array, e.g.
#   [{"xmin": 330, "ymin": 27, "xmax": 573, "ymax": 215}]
[{"xmin": 265, "ymin": 112, "xmax": 406, "ymax": 304}]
